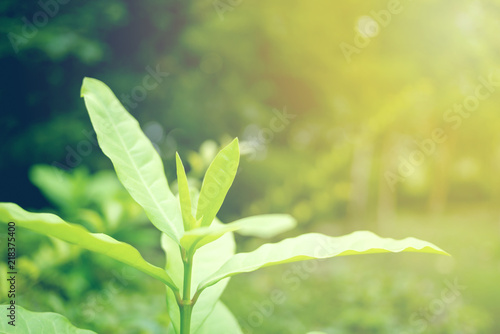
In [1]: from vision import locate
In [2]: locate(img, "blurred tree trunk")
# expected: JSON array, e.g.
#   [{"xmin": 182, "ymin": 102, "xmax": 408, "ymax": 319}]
[
  {"xmin": 376, "ymin": 135, "xmax": 397, "ymax": 233},
  {"xmin": 427, "ymin": 135, "xmax": 454, "ymax": 215},
  {"xmin": 348, "ymin": 141, "xmax": 374, "ymax": 228},
  {"xmin": 490, "ymin": 144, "xmax": 500, "ymax": 219}
]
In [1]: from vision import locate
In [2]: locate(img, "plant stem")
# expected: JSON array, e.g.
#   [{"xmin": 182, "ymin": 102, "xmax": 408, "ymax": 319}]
[
  {"xmin": 180, "ymin": 302, "xmax": 192, "ymax": 334},
  {"xmin": 180, "ymin": 250, "xmax": 194, "ymax": 334}
]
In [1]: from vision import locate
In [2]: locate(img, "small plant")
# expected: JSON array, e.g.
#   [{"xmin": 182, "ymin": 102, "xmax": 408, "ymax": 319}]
[{"xmin": 0, "ymin": 78, "xmax": 448, "ymax": 333}]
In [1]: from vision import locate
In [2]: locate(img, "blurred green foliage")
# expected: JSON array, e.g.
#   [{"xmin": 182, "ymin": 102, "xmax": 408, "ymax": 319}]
[{"xmin": 1, "ymin": 0, "xmax": 500, "ymax": 332}]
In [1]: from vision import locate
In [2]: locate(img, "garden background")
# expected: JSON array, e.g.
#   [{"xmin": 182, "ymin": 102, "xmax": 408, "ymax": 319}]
[{"xmin": 1, "ymin": 0, "xmax": 500, "ymax": 333}]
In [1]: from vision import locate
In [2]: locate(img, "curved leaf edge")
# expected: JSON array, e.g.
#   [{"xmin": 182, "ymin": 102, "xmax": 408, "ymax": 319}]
[
  {"xmin": 199, "ymin": 230, "xmax": 449, "ymax": 290},
  {"xmin": 0, "ymin": 202, "xmax": 178, "ymax": 291}
]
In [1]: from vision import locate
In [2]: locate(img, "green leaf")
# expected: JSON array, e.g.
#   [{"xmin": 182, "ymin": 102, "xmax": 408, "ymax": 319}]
[
  {"xmin": 181, "ymin": 214, "xmax": 296, "ymax": 252},
  {"xmin": 196, "ymin": 138, "xmax": 240, "ymax": 227},
  {"xmin": 176, "ymin": 153, "xmax": 196, "ymax": 231},
  {"xmin": 190, "ymin": 229, "xmax": 235, "ymax": 333},
  {"xmin": 81, "ymin": 77, "xmax": 182, "ymax": 242},
  {"xmin": 199, "ymin": 231, "xmax": 449, "ymax": 290},
  {"xmin": 0, "ymin": 304, "xmax": 96, "ymax": 334},
  {"xmin": 29, "ymin": 164, "xmax": 74, "ymax": 208},
  {"xmin": 162, "ymin": 222, "xmax": 236, "ymax": 334},
  {"xmin": 180, "ymin": 225, "xmax": 239, "ymax": 254},
  {"xmin": 162, "ymin": 234, "xmax": 183, "ymax": 334},
  {"xmin": 0, "ymin": 203, "xmax": 177, "ymax": 291},
  {"xmin": 228, "ymin": 214, "xmax": 297, "ymax": 238},
  {"xmin": 195, "ymin": 302, "xmax": 243, "ymax": 334}
]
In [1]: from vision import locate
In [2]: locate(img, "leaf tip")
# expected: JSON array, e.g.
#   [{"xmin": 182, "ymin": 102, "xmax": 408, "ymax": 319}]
[
  {"xmin": 439, "ymin": 249, "xmax": 452, "ymax": 256},
  {"xmin": 80, "ymin": 77, "xmax": 96, "ymax": 97},
  {"xmin": 175, "ymin": 152, "xmax": 185, "ymax": 171},
  {"xmin": 232, "ymin": 137, "xmax": 240, "ymax": 150}
]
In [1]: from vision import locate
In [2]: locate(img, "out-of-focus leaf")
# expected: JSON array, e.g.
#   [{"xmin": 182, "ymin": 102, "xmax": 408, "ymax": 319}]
[
  {"xmin": 0, "ymin": 304, "xmax": 96, "ymax": 334},
  {"xmin": 85, "ymin": 170, "xmax": 124, "ymax": 202},
  {"xmin": 77, "ymin": 208, "xmax": 105, "ymax": 232},
  {"xmin": 29, "ymin": 164, "xmax": 76, "ymax": 208},
  {"xmin": 228, "ymin": 214, "xmax": 297, "ymax": 237},
  {"xmin": 181, "ymin": 214, "xmax": 296, "ymax": 252}
]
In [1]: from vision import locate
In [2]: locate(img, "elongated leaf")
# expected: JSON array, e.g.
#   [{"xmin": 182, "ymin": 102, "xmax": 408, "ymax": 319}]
[
  {"xmin": 228, "ymin": 214, "xmax": 297, "ymax": 238},
  {"xmin": 196, "ymin": 138, "xmax": 240, "ymax": 227},
  {"xmin": 195, "ymin": 302, "xmax": 243, "ymax": 334},
  {"xmin": 81, "ymin": 77, "xmax": 182, "ymax": 242},
  {"xmin": 181, "ymin": 214, "xmax": 296, "ymax": 252},
  {"xmin": 176, "ymin": 153, "xmax": 196, "ymax": 231},
  {"xmin": 200, "ymin": 231, "xmax": 449, "ymax": 290},
  {"xmin": 180, "ymin": 225, "xmax": 239, "ymax": 254},
  {"xmin": 162, "ymin": 222, "xmax": 236, "ymax": 334},
  {"xmin": 0, "ymin": 305, "xmax": 96, "ymax": 334},
  {"xmin": 0, "ymin": 203, "xmax": 177, "ymax": 291}
]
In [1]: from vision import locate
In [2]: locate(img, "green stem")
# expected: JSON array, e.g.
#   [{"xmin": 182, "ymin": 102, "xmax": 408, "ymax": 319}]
[
  {"xmin": 180, "ymin": 249, "xmax": 194, "ymax": 334},
  {"xmin": 180, "ymin": 303, "xmax": 192, "ymax": 334}
]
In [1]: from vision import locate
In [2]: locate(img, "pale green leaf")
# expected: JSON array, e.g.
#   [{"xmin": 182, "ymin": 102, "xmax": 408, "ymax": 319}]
[
  {"xmin": 228, "ymin": 214, "xmax": 296, "ymax": 238},
  {"xmin": 81, "ymin": 77, "xmax": 182, "ymax": 242},
  {"xmin": 162, "ymin": 221, "xmax": 236, "ymax": 334},
  {"xmin": 181, "ymin": 214, "xmax": 296, "ymax": 252},
  {"xmin": 176, "ymin": 153, "xmax": 196, "ymax": 231},
  {"xmin": 0, "ymin": 203, "xmax": 177, "ymax": 291},
  {"xmin": 196, "ymin": 138, "xmax": 240, "ymax": 227},
  {"xmin": 200, "ymin": 231, "xmax": 449, "ymax": 290},
  {"xmin": 162, "ymin": 234, "xmax": 183, "ymax": 334},
  {"xmin": 0, "ymin": 304, "xmax": 96, "ymax": 334},
  {"xmin": 190, "ymin": 229, "xmax": 235, "ymax": 333},
  {"xmin": 180, "ymin": 225, "xmax": 239, "ymax": 254},
  {"xmin": 195, "ymin": 302, "xmax": 243, "ymax": 334},
  {"xmin": 29, "ymin": 164, "xmax": 74, "ymax": 208}
]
